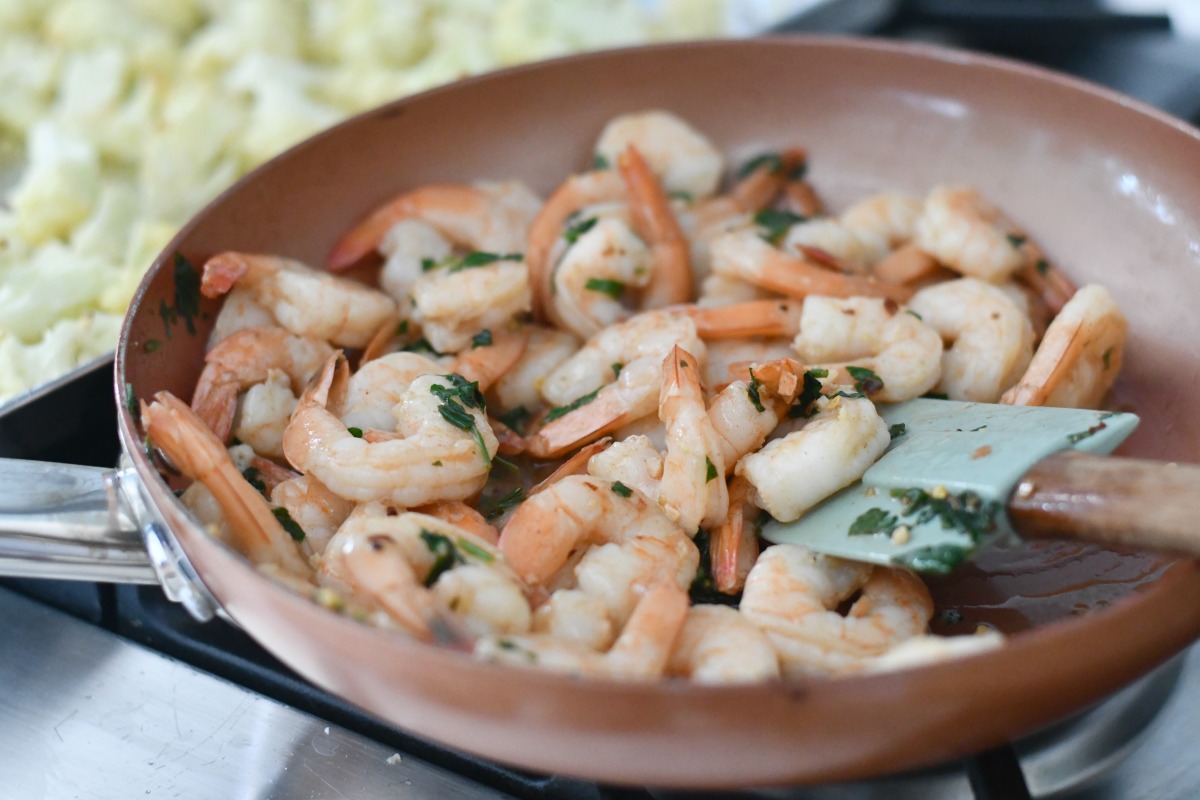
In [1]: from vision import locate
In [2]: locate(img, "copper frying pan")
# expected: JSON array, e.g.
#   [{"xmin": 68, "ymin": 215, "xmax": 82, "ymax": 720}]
[{"xmin": 4, "ymin": 37, "xmax": 1200, "ymax": 788}]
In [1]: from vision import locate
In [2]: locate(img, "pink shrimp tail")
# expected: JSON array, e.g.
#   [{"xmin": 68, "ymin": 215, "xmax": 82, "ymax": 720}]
[{"xmin": 201, "ymin": 252, "xmax": 252, "ymax": 299}]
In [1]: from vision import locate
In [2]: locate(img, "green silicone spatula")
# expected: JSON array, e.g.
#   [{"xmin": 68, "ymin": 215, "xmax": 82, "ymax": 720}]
[{"xmin": 760, "ymin": 398, "xmax": 1200, "ymax": 574}]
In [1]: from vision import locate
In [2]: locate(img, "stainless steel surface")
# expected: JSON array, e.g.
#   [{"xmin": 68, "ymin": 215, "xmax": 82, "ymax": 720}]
[
  {"xmin": 0, "ymin": 587, "xmax": 511, "ymax": 800},
  {"xmin": 0, "ymin": 459, "xmax": 156, "ymax": 584}
]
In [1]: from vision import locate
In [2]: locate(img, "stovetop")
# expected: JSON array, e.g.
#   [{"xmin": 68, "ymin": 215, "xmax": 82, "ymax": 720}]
[{"xmin": 5, "ymin": 2, "xmax": 1200, "ymax": 797}]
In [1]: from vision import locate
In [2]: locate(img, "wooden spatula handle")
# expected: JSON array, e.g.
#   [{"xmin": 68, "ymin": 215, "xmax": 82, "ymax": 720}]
[{"xmin": 1008, "ymin": 450, "xmax": 1200, "ymax": 556}]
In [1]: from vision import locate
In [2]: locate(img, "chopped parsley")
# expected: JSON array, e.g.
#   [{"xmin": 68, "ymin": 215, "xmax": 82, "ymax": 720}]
[
  {"xmin": 419, "ymin": 529, "xmax": 464, "ymax": 586},
  {"xmin": 1102, "ymin": 347, "xmax": 1114, "ymax": 370},
  {"xmin": 1006, "ymin": 233, "xmax": 1027, "ymax": 249},
  {"xmin": 688, "ymin": 529, "xmax": 742, "ymax": 607},
  {"xmin": 788, "ymin": 369, "xmax": 825, "ymax": 418},
  {"xmin": 611, "ymin": 362, "xmax": 623, "ymax": 378},
  {"xmin": 347, "ymin": 426, "xmax": 364, "ymax": 438},
  {"xmin": 747, "ymin": 368, "xmax": 765, "ymax": 412},
  {"xmin": 1066, "ymin": 421, "xmax": 1108, "ymax": 444},
  {"xmin": 544, "ymin": 388, "xmax": 600, "ymax": 422},
  {"xmin": 471, "ymin": 329, "xmax": 493, "ymax": 348},
  {"xmin": 458, "ymin": 538, "xmax": 494, "ymax": 562},
  {"xmin": 848, "ymin": 507, "xmax": 899, "ymax": 535},
  {"xmin": 124, "ymin": 382, "xmax": 137, "ymax": 415},
  {"xmin": 611, "ymin": 481, "xmax": 633, "ymax": 498},
  {"xmin": 401, "ymin": 337, "xmax": 445, "ymax": 356},
  {"xmin": 846, "ymin": 365, "xmax": 884, "ymax": 395},
  {"xmin": 447, "ymin": 251, "xmax": 523, "ymax": 273},
  {"xmin": 563, "ymin": 215, "xmax": 598, "ymax": 245},
  {"xmin": 271, "ymin": 507, "xmax": 306, "ymax": 542},
  {"xmin": 753, "ymin": 209, "xmax": 807, "ymax": 245},
  {"xmin": 668, "ymin": 189, "xmax": 693, "ymax": 202},
  {"xmin": 923, "ymin": 391, "xmax": 949, "ymax": 400},
  {"xmin": 889, "ymin": 423, "xmax": 907, "ymax": 440},
  {"xmin": 1035, "ymin": 258, "xmax": 1050, "ymax": 276},
  {"xmin": 905, "ymin": 309, "xmax": 923, "ymax": 321},
  {"xmin": 894, "ymin": 544, "xmax": 971, "ymax": 575},
  {"xmin": 584, "ymin": 277, "xmax": 625, "ymax": 300},
  {"xmin": 484, "ymin": 487, "xmax": 525, "ymax": 519},
  {"xmin": 396, "ymin": 320, "xmax": 410, "ymax": 335},
  {"xmin": 888, "ymin": 487, "xmax": 1001, "ymax": 544},
  {"xmin": 430, "ymin": 373, "xmax": 490, "ymax": 465},
  {"xmin": 705, "ymin": 457, "xmax": 718, "ymax": 483},
  {"xmin": 736, "ymin": 152, "xmax": 781, "ymax": 179},
  {"xmin": 829, "ymin": 389, "xmax": 866, "ymax": 400},
  {"xmin": 242, "ymin": 466, "xmax": 266, "ymax": 494},
  {"xmin": 171, "ymin": 253, "xmax": 202, "ymax": 336},
  {"xmin": 497, "ymin": 405, "xmax": 531, "ymax": 435},
  {"xmin": 591, "ymin": 153, "xmax": 611, "ymax": 170},
  {"xmin": 143, "ymin": 339, "xmax": 162, "ymax": 354},
  {"xmin": 420, "ymin": 257, "xmax": 440, "ymax": 272}
]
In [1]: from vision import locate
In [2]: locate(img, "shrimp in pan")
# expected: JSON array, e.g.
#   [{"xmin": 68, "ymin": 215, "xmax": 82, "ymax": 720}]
[{"xmin": 157, "ymin": 108, "xmax": 1130, "ymax": 684}]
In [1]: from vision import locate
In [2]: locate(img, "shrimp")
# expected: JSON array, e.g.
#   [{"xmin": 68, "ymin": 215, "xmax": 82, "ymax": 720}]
[
  {"xmin": 781, "ymin": 218, "xmax": 888, "ymax": 274},
  {"xmin": 327, "ymin": 180, "xmax": 542, "ymax": 272},
  {"xmin": 528, "ymin": 310, "xmax": 704, "ymax": 458},
  {"xmin": 710, "ymin": 230, "xmax": 913, "ymax": 304},
  {"xmin": 489, "ymin": 324, "xmax": 580, "ymax": 416},
  {"xmin": 526, "ymin": 169, "xmax": 628, "ymax": 320},
  {"xmin": 667, "ymin": 605, "xmax": 780, "ymax": 684},
  {"xmin": 410, "ymin": 255, "xmax": 531, "ymax": 353},
  {"xmin": 498, "ymin": 473, "xmax": 695, "ymax": 588},
  {"xmin": 546, "ymin": 214, "xmax": 653, "ymax": 338},
  {"xmin": 791, "ymin": 296, "xmax": 944, "ymax": 403},
  {"xmin": 740, "ymin": 545, "xmax": 933, "ymax": 677},
  {"xmin": 736, "ymin": 393, "xmax": 890, "ymax": 523},
  {"xmin": 270, "ymin": 473, "xmax": 355, "ymax": 556},
  {"xmin": 338, "ymin": 351, "xmax": 444, "ymax": 432},
  {"xmin": 913, "ymin": 186, "xmax": 1025, "ymax": 283},
  {"xmin": 909, "ymin": 277, "xmax": 1034, "ymax": 402},
  {"xmin": 696, "ymin": 272, "xmax": 773, "ymax": 308},
  {"xmin": 412, "ymin": 500, "xmax": 499, "ymax": 546},
  {"xmin": 593, "ymin": 110, "xmax": 724, "ymax": 201},
  {"xmin": 201, "ymin": 252, "xmax": 396, "ymax": 348},
  {"xmin": 657, "ymin": 346, "xmax": 728, "ymax": 533},
  {"xmin": 443, "ymin": 325, "xmax": 531, "ymax": 391},
  {"xmin": 709, "ymin": 475, "xmax": 760, "ymax": 594},
  {"xmin": 282, "ymin": 354, "xmax": 497, "ymax": 506},
  {"xmin": 377, "ymin": 218, "xmax": 454, "ymax": 302},
  {"xmin": 231, "ymin": 368, "xmax": 297, "ymax": 459},
  {"xmin": 191, "ymin": 325, "xmax": 335, "ymax": 444},
  {"xmin": 320, "ymin": 511, "xmax": 527, "ymax": 641},
  {"xmin": 208, "ymin": 286, "xmax": 274, "ymax": 347},
  {"xmin": 585, "ymin": 435, "xmax": 663, "ymax": 502},
  {"xmin": 616, "ymin": 144, "xmax": 693, "ymax": 309},
  {"xmin": 1000, "ymin": 284, "xmax": 1127, "ymax": 408},
  {"xmin": 701, "ymin": 336, "xmax": 796, "ymax": 390},
  {"xmin": 684, "ymin": 298, "xmax": 804, "ymax": 341},
  {"xmin": 142, "ymin": 392, "xmax": 313, "ymax": 579},
  {"xmin": 476, "ymin": 582, "xmax": 689, "ymax": 680},
  {"xmin": 840, "ymin": 191, "xmax": 924, "ymax": 250}
]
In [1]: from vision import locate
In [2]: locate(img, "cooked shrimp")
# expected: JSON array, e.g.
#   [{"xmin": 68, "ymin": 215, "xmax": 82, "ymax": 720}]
[
  {"xmin": 709, "ymin": 475, "xmax": 760, "ymax": 594},
  {"xmin": 327, "ymin": 180, "xmax": 541, "ymax": 272},
  {"xmin": 283, "ymin": 355, "xmax": 497, "ymax": 506},
  {"xmin": 377, "ymin": 218, "xmax": 454, "ymax": 302},
  {"xmin": 143, "ymin": 392, "xmax": 312, "ymax": 579},
  {"xmin": 585, "ymin": 434, "xmax": 663, "ymax": 503},
  {"xmin": 191, "ymin": 325, "xmax": 335, "ymax": 444},
  {"xmin": 231, "ymin": 368, "xmax": 297, "ymax": 459},
  {"xmin": 710, "ymin": 231, "xmax": 913, "ymax": 303},
  {"xmin": 445, "ymin": 325, "xmax": 530, "ymax": 390},
  {"xmin": 320, "ymin": 511, "xmax": 526, "ymax": 640},
  {"xmin": 208, "ymin": 286, "xmax": 274, "ymax": 347},
  {"xmin": 740, "ymin": 545, "xmax": 933, "ymax": 677},
  {"xmin": 841, "ymin": 191, "xmax": 924, "ymax": 250},
  {"xmin": 737, "ymin": 393, "xmax": 890, "ymax": 522},
  {"xmin": 528, "ymin": 310, "xmax": 704, "ymax": 458},
  {"xmin": 201, "ymin": 252, "xmax": 396, "ymax": 348},
  {"xmin": 1000, "ymin": 284, "xmax": 1127, "ymax": 408},
  {"xmin": 781, "ymin": 218, "xmax": 888, "ymax": 274},
  {"xmin": 594, "ymin": 110, "xmax": 724, "ymax": 201},
  {"xmin": 410, "ymin": 255, "xmax": 531, "ymax": 353},
  {"xmin": 909, "ymin": 277, "xmax": 1034, "ymax": 402},
  {"xmin": 658, "ymin": 346, "xmax": 728, "ymax": 533},
  {"xmin": 338, "ymin": 351, "xmax": 444, "ymax": 432},
  {"xmin": 476, "ymin": 582, "xmax": 689, "ymax": 680},
  {"xmin": 527, "ymin": 169, "xmax": 628, "ymax": 320},
  {"xmin": 701, "ymin": 336, "xmax": 796, "ymax": 389},
  {"xmin": 685, "ymin": 298, "xmax": 803, "ymax": 340},
  {"xmin": 617, "ymin": 145, "xmax": 694, "ymax": 309},
  {"xmin": 270, "ymin": 473, "xmax": 355, "ymax": 556},
  {"xmin": 667, "ymin": 604, "xmax": 780, "ymax": 684},
  {"xmin": 546, "ymin": 214, "xmax": 653, "ymax": 338},
  {"xmin": 696, "ymin": 272, "xmax": 773, "ymax": 308},
  {"xmin": 412, "ymin": 500, "xmax": 500, "ymax": 546},
  {"xmin": 791, "ymin": 296, "xmax": 943, "ymax": 402},
  {"xmin": 498, "ymin": 473, "xmax": 695, "ymax": 588},
  {"xmin": 913, "ymin": 186, "xmax": 1025, "ymax": 283},
  {"xmin": 489, "ymin": 325, "xmax": 580, "ymax": 416}
]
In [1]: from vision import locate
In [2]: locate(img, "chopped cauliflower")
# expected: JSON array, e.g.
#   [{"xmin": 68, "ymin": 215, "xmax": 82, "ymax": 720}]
[{"xmin": 0, "ymin": 0, "xmax": 808, "ymax": 405}]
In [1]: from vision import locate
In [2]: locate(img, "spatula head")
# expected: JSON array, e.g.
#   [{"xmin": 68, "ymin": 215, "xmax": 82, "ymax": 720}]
[{"xmin": 760, "ymin": 398, "xmax": 1139, "ymax": 574}]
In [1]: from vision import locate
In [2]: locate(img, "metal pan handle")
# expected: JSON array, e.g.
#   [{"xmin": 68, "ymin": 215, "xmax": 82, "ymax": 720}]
[{"xmin": 0, "ymin": 457, "xmax": 159, "ymax": 584}]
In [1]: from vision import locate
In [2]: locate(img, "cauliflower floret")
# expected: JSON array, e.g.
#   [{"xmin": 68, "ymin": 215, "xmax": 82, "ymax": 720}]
[
  {"xmin": 9, "ymin": 121, "xmax": 101, "ymax": 244},
  {"xmin": 0, "ymin": 36, "xmax": 60, "ymax": 136},
  {"xmin": 0, "ymin": 241, "xmax": 121, "ymax": 341},
  {"xmin": 0, "ymin": 312, "xmax": 123, "ymax": 400}
]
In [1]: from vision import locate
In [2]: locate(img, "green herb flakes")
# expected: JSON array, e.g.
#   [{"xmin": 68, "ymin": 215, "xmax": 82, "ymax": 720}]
[
  {"xmin": 143, "ymin": 339, "xmax": 162, "ymax": 354},
  {"xmin": 1006, "ymin": 233, "xmax": 1027, "ymax": 249},
  {"xmin": 449, "ymin": 251, "xmax": 523, "ymax": 273},
  {"xmin": 471, "ymin": 329, "xmax": 493, "ymax": 348},
  {"xmin": 611, "ymin": 481, "xmax": 633, "ymax": 498},
  {"xmin": 592, "ymin": 154, "xmax": 611, "ymax": 170},
  {"xmin": 544, "ymin": 388, "xmax": 600, "ymax": 422},
  {"xmin": 705, "ymin": 457, "xmax": 718, "ymax": 483},
  {"xmin": 272, "ymin": 507, "xmax": 306, "ymax": 542},
  {"xmin": 848, "ymin": 507, "xmax": 898, "ymax": 536},
  {"xmin": 242, "ymin": 466, "xmax": 266, "ymax": 494},
  {"xmin": 347, "ymin": 426, "xmax": 364, "ymax": 438},
  {"xmin": 563, "ymin": 216, "xmax": 598, "ymax": 245},
  {"xmin": 611, "ymin": 362, "xmax": 623, "ymax": 377},
  {"xmin": 485, "ymin": 487, "xmax": 525, "ymax": 520},
  {"xmin": 889, "ymin": 423, "xmax": 907, "ymax": 440},
  {"xmin": 753, "ymin": 209, "xmax": 806, "ymax": 245},
  {"xmin": 894, "ymin": 544, "xmax": 971, "ymax": 575},
  {"xmin": 498, "ymin": 406, "xmax": 531, "ymax": 435},
  {"xmin": 747, "ymin": 368, "xmax": 765, "ymax": 412},
  {"xmin": 846, "ymin": 365, "xmax": 884, "ymax": 394},
  {"xmin": 584, "ymin": 277, "xmax": 625, "ymax": 300},
  {"xmin": 419, "ymin": 529, "xmax": 463, "ymax": 586}
]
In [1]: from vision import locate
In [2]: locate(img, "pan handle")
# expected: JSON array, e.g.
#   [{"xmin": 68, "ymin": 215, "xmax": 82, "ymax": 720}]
[{"xmin": 0, "ymin": 457, "xmax": 159, "ymax": 584}]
